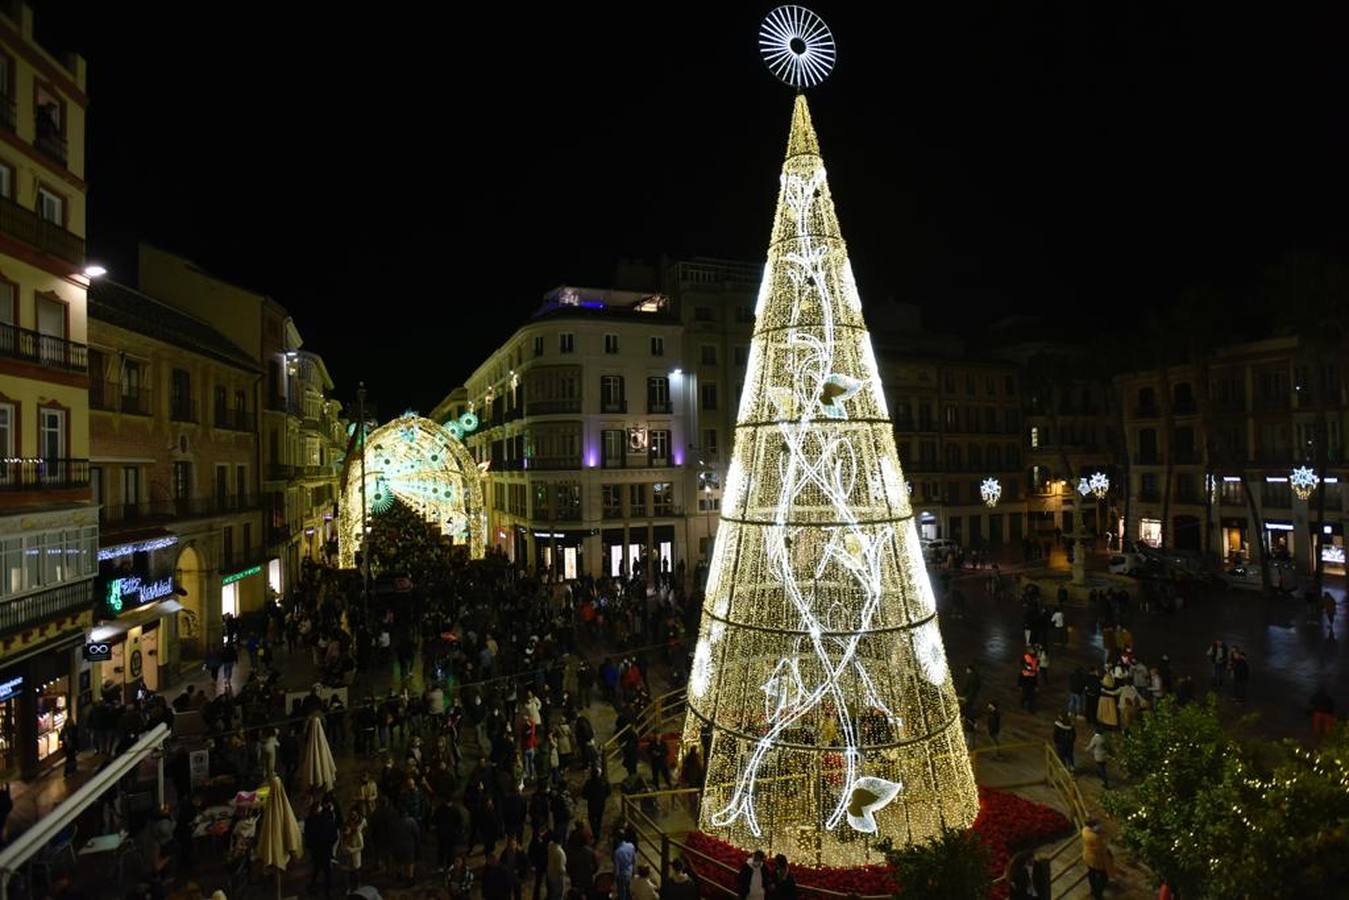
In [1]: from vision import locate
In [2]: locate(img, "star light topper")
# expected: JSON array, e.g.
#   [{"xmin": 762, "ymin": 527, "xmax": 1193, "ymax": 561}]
[
  {"xmin": 1290, "ymin": 466, "xmax": 1320, "ymax": 501},
  {"xmin": 979, "ymin": 477, "xmax": 1002, "ymax": 508},
  {"xmin": 759, "ymin": 6, "xmax": 836, "ymax": 90}
]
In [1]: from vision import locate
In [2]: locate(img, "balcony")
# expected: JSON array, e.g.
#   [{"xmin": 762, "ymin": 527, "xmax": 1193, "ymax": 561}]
[
  {"xmin": 0, "ymin": 194, "xmax": 84, "ymax": 266},
  {"xmin": 170, "ymin": 398, "xmax": 197, "ymax": 423},
  {"xmin": 267, "ymin": 524, "xmax": 292, "ymax": 547},
  {"xmin": 649, "ymin": 454, "xmax": 671, "ymax": 468},
  {"xmin": 527, "ymin": 399, "xmax": 581, "ymax": 415},
  {"xmin": 1135, "ymin": 452, "xmax": 1160, "ymax": 465},
  {"xmin": 1138, "ymin": 491, "xmax": 1160, "ymax": 503},
  {"xmin": 602, "ymin": 454, "xmax": 625, "ymax": 470},
  {"xmin": 0, "ymin": 321, "xmax": 88, "ymax": 373},
  {"xmin": 0, "ymin": 458, "xmax": 88, "ymax": 490},
  {"xmin": 34, "ymin": 122, "xmax": 66, "ymax": 166},
  {"xmin": 267, "ymin": 463, "xmax": 296, "ymax": 481},
  {"xmin": 100, "ymin": 494, "xmax": 261, "ymax": 526},
  {"xmin": 1172, "ymin": 400, "xmax": 1198, "ymax": 416},
  {"xmin": 213, "ymin": 407, "xmax": 256, "ymax": 431},
  {"xmin": 647, "ymin": 402, "xmax": 673, "ymax": 414},
  {"xmin": 90, "ymin": 382, "xmax": 152, "ymax": 416},
  {"xmin": 601, "ymin": 399, "xmax": 628, "ymax": 414},
  {"xmin": 1132, "ymin": 404, "xmax": 1159, "ymax": 419},
  {"xmin": 527, "ymin": 456, "xmax": 580, "ymax": 471},
  {"xmin": 266, "ymin": 394, "xmax": 287, "ymax": 413},
  {"xmin": 1173, "ymin": 450, "xmax": 1199, "ymax": 465},
  {"xmin": 0, "ymin": 577, "xmax": 93, "ymax": 635}
]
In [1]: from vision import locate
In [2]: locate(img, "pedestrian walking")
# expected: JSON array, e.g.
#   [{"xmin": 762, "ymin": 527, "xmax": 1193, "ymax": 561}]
[
  {"xmin": 1095, "ymin": 672, "xmax": 1120, "ymax": 730},
  {"xmin": 985, "ymin": 701, "xmax": 1002, "ymax": 760},
  {"xmin": 1207, "ymin": 639, "xmax": 1228, "ymax": 687},
  {"xmin": 1231, "ymin": 648, "xmax": 1250, "ymax": 702},
  {"xmin": 1052, "ymin": 606, "xmax": 1066, "ymax": 646},
  {"xmin": 1310, "ymin": 687, "xmax": 1337, "ymax": 739},
  {"xmin": 1067, "ymin": 666, "xmax": 1086, "ymax": 720},
  {"xmin": 1081, "ymin": 820, "xmax": 1114, "ymax": 898},
  {"xmin": 1052, "ymin": 711, "xmax": 1076, "ymax": 770},
  {"xmin": 1085, "ymin": 728, "xmax": 1109, "ymax": 788}
]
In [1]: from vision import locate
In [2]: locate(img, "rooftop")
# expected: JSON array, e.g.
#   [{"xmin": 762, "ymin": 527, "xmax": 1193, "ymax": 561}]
[{"xmin": 89, "ymin": 280, "xmax": 260, "ymax": 372}]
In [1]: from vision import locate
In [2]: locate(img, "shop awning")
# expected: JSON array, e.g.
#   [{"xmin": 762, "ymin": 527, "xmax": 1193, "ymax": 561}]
[{"xmin": 88, "ymin": 599, "xmax": 183, "ymax": 643}]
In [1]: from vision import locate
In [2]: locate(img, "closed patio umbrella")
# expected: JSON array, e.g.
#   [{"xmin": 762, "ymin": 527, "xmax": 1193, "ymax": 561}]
[
  {"xmin": 299, "ymin": 711, "xmax": 338, "ymax": 795},
  {"xmin": 256, "ymin": 774, "xmax": 302, "ymax": 897}
]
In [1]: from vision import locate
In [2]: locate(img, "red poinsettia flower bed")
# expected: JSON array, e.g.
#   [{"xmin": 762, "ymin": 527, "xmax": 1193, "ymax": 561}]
[{"xmin": 681, "ymin": 787, "xmax": 1071, "ymax": 899}]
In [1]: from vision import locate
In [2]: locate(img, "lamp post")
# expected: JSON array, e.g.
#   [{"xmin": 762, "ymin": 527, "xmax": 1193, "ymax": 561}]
[{"xmin": 356, "ymin": 382, "xmax": 369, "ymax": 616}]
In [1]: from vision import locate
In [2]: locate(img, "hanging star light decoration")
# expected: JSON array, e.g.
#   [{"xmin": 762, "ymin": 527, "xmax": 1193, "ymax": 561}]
[
  {"xmin": 980, "ymin": 477, "xmax": 1002, "ymax": 508},
  {"xmin": 1290, "ymin": 466, "xmax": 1320, "ymax": 501},
  {"xmin": 1088, "ymin": 471, "xmax": 1110, "ymax": 499}
]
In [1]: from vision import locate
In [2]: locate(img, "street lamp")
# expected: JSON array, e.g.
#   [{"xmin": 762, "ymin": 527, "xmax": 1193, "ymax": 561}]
[{"xmin": 83, "ymin": 264, "xmax": 107, "ymax": 279}]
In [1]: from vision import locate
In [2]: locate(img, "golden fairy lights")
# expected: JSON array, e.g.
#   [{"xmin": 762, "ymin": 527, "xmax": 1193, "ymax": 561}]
[
  {"xmin": 681, "ymin": 95, "xmax": 978, "ymax": 868},
  {"xmin": 338, "ymin": 413, "xmax": 486, "ymax": 566}
]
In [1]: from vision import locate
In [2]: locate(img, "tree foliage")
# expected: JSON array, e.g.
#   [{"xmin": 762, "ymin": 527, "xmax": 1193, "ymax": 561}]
[
  {"xmin": 1106, "ymin": 697, "xmax": 1349, "ymax": 898},
  {"xmin": 881, "ymin": 827, "xmax": 992, "ymax": 900}
]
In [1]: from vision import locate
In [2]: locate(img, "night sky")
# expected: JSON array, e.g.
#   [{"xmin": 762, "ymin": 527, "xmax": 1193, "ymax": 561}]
[{"xmin": 36, "ymin": 3, "xmax": 1349, "ymax": 413}]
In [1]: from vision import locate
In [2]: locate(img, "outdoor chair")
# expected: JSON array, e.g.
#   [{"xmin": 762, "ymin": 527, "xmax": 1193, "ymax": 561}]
[{"xmin": 27, "ymin": 823, "xmax": 77, "ymax": 896}]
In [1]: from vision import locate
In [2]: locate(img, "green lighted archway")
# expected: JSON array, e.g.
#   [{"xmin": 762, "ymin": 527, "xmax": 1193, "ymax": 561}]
[{"xmin": 339, "ymin": 413, "xmax": 486, "ymax": 566}]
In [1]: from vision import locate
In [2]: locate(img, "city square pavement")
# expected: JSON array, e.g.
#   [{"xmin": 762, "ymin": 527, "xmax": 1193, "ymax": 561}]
[{"xmin": 5, "ymin": 555, "xmax": 1343, "ymax": 897}]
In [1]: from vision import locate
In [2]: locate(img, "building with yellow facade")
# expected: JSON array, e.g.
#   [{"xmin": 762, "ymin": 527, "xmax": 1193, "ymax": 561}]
[
  {"xmin": 0, "ymin": 3, "xmax": 97, "ymax": 779},
  {"xmin": 86, "ymin": 280, "xmax": 266, "ymax": 698}
]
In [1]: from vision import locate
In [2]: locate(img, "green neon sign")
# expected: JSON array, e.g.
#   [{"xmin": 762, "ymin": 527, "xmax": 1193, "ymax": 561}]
[
  {"xmin": 222, "ymin": 564, "xmax": 262, "ymax": 586},
  {"xmin": 107, "ymin": 577, "xmax": 125, "ymax": 613}
]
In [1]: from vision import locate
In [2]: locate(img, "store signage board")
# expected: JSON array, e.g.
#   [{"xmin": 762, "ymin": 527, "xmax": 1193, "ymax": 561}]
[
  {"xmin": 0, "ymin": 675, "xmax": 22, "ymax": 701},
  {"xmin": 222, "ymin": 565, "xmax": 262, "ymax": 586},
  {"xmin": 108, "ymin": 576, "xmax": 176, "ymax": 614},
  {"xmin": 84, "ymin": 642, "xmax": 113, "ymax": 661}
]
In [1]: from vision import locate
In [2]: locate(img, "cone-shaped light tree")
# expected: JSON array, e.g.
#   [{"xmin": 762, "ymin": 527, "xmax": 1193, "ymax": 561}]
[{"xmin": 682, "ymin": 95, "xmax": 979, "ymax": 866}]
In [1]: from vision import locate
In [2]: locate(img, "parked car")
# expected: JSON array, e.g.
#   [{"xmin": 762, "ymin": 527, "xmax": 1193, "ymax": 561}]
[{"xmin": 1108, "ymin": 553, "xmax": 1143, "ymax": 575}]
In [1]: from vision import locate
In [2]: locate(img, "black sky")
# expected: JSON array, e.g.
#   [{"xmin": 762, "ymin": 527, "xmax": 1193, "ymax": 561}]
[{"xmin": 35, "ymin": 2, "xmax": 1349, "ymax": 413}]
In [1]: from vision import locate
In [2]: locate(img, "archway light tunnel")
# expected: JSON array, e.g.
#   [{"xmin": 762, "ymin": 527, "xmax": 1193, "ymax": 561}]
[{"xmin": 338, "ymin": 413, "xmax": 486, "ymax": 567}]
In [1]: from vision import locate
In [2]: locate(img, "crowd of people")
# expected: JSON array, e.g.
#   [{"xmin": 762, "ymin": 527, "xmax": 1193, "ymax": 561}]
[{"xmin": 58, "ymin": 518, "xmax": 718, "ymax": 900}]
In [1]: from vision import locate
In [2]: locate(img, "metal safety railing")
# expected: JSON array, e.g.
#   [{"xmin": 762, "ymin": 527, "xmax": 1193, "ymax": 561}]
[{"xmin": 618, "ymin": 737, "xmax": 1088, "ymax": 896}]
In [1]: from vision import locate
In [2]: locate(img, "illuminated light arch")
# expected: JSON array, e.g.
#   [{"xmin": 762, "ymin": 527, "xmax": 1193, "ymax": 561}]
[{"xmin": 338, "ymin": 414, "xmax": 486, "ymax": 566}]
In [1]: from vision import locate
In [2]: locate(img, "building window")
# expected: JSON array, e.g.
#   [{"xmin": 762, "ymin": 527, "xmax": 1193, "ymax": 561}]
[
  {"xmin": 694, "ymin": 307, "xmax": 715, "ymax": 322},
  {"xmin": 533, "ymin": 335, "xmax": 544, "ymax": 357},
  {"xmin": 629, "ymin": 483, "xmax": 647, "ymax": 516},
  {"xmin": 559, "ymin": 333, "xmax": 574, "ymax": 354},
  {"xmin": 701, "ymin": 345, "xmax": 718, "ymax": 366},
  {"xmin": 986, "ymin": 375, "xmax": 996, "ymax": 396},
  {"xmin": 121, "ymin": 467, "xmax": 139, "ymax": 515},
  {"xmin": 0, "ymin": 280, "xmax": 12, "ymax": 325},
  {"xmin": 735, "ymin": 305, "xmax": 755, "ymax": 323},
  {"xmin": 39, "ymin": 407, "xmax": 65, "ymax": 462},
  {"xmin": 698, "ymin": 496, "xmax": 720, "ymax": 513},
  {"xmin": 703, "ymin": 428, "xmax": 718, "ymax": 456},
  {"xmin": 214, "ymin": 385, "xmax": 228, "ymax": 424},
  {"xmin": 0, "ymin": 402, "xmax": 12, "ymax": 459},
  {"xmin": 173, "ymin": 462, "xmax": 191, "ymax": 500},
  {"xmin": 215, "ymin": 465, "xmax": 229, "ymax": 505},
  {"xmin": 945, "ymin": 405, "xmax": 958, "ymax": 430},
  {"xmin": 1005, "ymin": 374, "xmax": 1016, "ymax": 395},
  {"xmin": 602, "ymin": 429, "xmax": 625, "ymax": 467},
  {"xmin": 701, "ymin": 383, "xmax": 718, "ymax": 411},
  {"xmin": 36, "ymin": 185, "xmax": 64, "ymax": 226},
  {"xmin": 654, "ymin": 482, "xmax": 674, "ymax": 515},
  {"xmin": 604, "ymin": 333, "xmax": 620, "ymax": 354},
  {"xmin": 171, "ymin": 369, "xmax": 193, "ymax": 420},
  {"xmin": 601, "ymin": 375, "xmax": 625, "ymax": 412},
  {"xmin": 1029, "ymin": 426, "xmax": 1039, "ymax": 448},
  {"xmin": 602, "ymin": 484, "xmax": 622, "ymax": 518},
  {"xmin": 734, "ymin": 345, "xmax": 748, "ymax": 366},
  {"xmin": 650, "ymin": 336, "xmax": 664, "ymax": 357},
  {"xmin": 650, "ymin": 429, "xmax": 670, "ymax": 463},
  {"xmin": 0, "ymin": 164, "xmax": 11, "ymax": 200},
  {"xmin": 222, "ymin": 526, "xmax": 234, "ymax": 568},
  {"xmin": 236, "ymin": 464, "xmax": 247, "ymax": 505},
  {"xmin": 647, "ymin": 377, "xmax": 670, "ymax": 413},
  {"xmin": 965, "ymin": 374, "xmax": 976, "ymax": 397}
]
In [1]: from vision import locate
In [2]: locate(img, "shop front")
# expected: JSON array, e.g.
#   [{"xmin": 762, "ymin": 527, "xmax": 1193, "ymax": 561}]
[
  {"xmin": 1221, "ymin": 517, "xmax": 1250, "ymax": 564},
  {"xmin": 221, "ymin": 562, "xmax": 267, "ymax": 619},
  {"xmin": 602, "ymin": 526, "xmax": 677, "ymax": 580},
  {"xmin": 89, "ymin": 600, "xmax": 184, "ymax": 704},
  {"xmin": 1315, "ymin": 522, "xmax": 1345, "ymax": 576},
  {"xmin": 0, "ymin": 629, "xmax": 83, "ymax": 780},
  {"xmin": 534, "ymin": 530, "xmax": 587, "ymax": 581},
  {"xmin": 1264, "ymin": 519, "xmax": 1295, "ymax": 561}
]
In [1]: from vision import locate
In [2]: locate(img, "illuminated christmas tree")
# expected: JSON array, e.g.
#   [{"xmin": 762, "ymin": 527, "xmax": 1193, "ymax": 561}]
[{"xmin": 681, "ymin": 92, "xmax": 979, "ymax": 865}]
